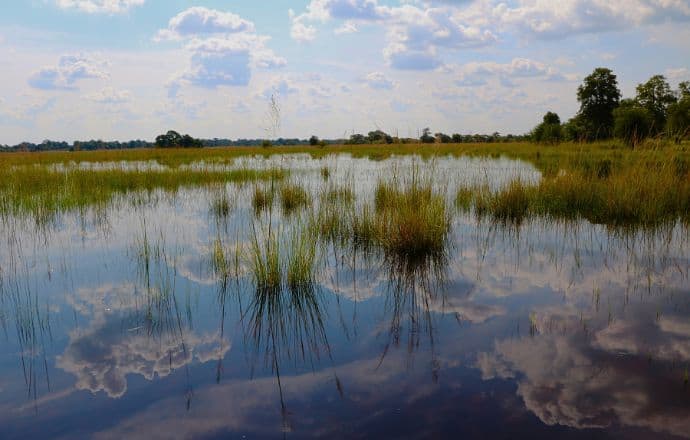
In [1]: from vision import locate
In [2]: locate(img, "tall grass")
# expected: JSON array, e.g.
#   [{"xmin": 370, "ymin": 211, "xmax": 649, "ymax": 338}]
[
  {"xmin": 458, "ymin": 153, "xmax": 690, "ymax": 227},
  {"xmin": 252, "ymin": 184, "xmax": 275, "ymax": 214},
  {"xmin": 249, "ymin": 225, "xmax": 282, "ymax": 295},
  {"xmin": 313, "ymin": 168, "xmax": 451, "ymax": 267},
  {"xmin": 279, "ymin": 182, "xmax": 311, "ymax": 215},
  {"xmin": 0, "ymin": 165, "xmax": 286, "ymax": 225}
]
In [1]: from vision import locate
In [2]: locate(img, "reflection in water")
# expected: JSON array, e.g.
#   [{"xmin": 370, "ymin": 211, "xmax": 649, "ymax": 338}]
[{"xmin": 0, "ymin": 155, "xmax": 689, "ymax": 438}]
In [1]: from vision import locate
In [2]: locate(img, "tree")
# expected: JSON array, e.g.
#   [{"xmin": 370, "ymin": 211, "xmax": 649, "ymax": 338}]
[
  {"xmin": 576, "ymin": 68, "xmax": 621, "ymax": 140},
  {"xmin": 180, "ymin": 134, "xmax": 202, "ymax": 148},
  {"xmin": 533, "ymin": 111, "xmax": 562, "ymax": 144},
  {"xmin": 435, "ymin": 133, "xmax": 452, "ymax": 143},
  {"xmin": 155, "ymin": 130, "xmax": 182, "ymax": 148},
  {"xmin": 346, "ymin": 133, "xmax": 367, "ymax": 144},
  {"xmin": 635, "ymin": 75, "xmax": 676, "ymax": 134},
  {"xmin": 367, "ymin": 130, "xmax": 393, "ymax": 144},
  {"xmin": 542, "ymin": 111, "xmax": 560, "ymax": 125},
  {"xmin": 309, "ymin": 135, "xmax": 320, "ymax": 146},
  {"xmin": 667, "ymin": 84, "xmax": 690, "ymax": 143},
  {"xmin": 155, "ymin": 130, "xmax": 201, "ymax": 148},
  {"xmin": 420, "ymin": 127, "xmax": 435, "ymax": 143},
  {"xmin": 613, "ymin": 99, "xmax": 653, "ymax": 147},
  {"xmin": 677, "ymin": 81, "xmax": 690, "ymax": 101}
]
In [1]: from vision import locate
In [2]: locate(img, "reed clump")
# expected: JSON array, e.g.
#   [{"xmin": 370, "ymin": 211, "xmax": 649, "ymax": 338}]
[
  {"xmin": 312, "ymin": 168, "xmax": 451, "ymax": 262},
  {"xmin": 279, "ymin": 182, "xmax": 311, "ymax": 215},
  {"xmin": 252, "ymin": 185, "xmax": 275, "ymax": 214},
  {"xmin": 249, "ymin": 227, "xmax": 282, "ymax": 295},
  {"xmin": 374, "ymin": 176, "xmax": 451, "ymax": 262}
]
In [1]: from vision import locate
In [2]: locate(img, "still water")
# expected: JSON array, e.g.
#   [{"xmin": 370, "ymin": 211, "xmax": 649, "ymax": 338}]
[{"xmin": 0, "ymin": 154, "xmax": 688, "ymax": 439}]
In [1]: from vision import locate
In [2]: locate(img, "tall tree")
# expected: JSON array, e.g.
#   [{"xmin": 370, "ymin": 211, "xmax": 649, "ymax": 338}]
[
  {"xmin": 576, "ymin": 68, "xmax": 621, "ymax": 140},
  {"xmin": 635, "ymin": 75, "xmax": 677, "ymax": 133}
]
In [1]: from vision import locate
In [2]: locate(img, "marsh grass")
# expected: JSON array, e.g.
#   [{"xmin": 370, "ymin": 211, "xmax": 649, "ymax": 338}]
[
  {"xmin": 459, "ymin": 154, "xmax": 690, "ymax": 227},
  {"xmin": 0, "ymin": 165, "xmax": 286, "ymax": 225},
  {"xmin": 279, "ymin": 182, "xmax": 311, "ymax": 215},
  {"xmin": 249, "ymin": 224, "xmax": 282, "ymax": 295},
  {"xmin": 252, "ymin": 184, "xmax": 276, "ymax": 214},
  {"xmin": 320, "ymin": 166, "xmax": 331, "ymax": 180},
  {"xmin": 210, "ymin": 187, "xmax": 233, "ymax": 221},
  {"xmin": 373, "ymin": 171, "xmax": 451, "ymax": 263},
  {"xmin": 286, "ymin": 223, "xmax": 319, "ymax": 292},
  {"xmin": 314, "ymin": 167, "xmax": 451, "ymax": 266}
]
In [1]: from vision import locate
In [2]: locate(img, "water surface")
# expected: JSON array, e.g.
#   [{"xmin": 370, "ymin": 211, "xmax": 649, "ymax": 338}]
[{"xmin": 1, "ymin": 154, "xmax": 688, "ymax": 439}]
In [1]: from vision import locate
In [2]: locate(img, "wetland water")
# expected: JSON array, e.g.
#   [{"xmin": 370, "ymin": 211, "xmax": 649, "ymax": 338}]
[{"xmin": 0, "ymin": 154, "xmax": 689, "ymax": 439}]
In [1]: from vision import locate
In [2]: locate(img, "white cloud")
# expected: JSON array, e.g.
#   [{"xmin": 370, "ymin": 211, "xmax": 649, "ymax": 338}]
[
  {"xmin": 492, "ymin": 0, "xmax": 690, "ymax": 40},
  {"xmin": 446, "ymin": 58, "xmax": 565, "ymax": 87},
  {"xmin": 155, "ymin": 7, "xmax": 255, "ymax": 41},
  {"xmin": 362, "ymin": 71, "xmax": 396, "ymax": 90},
  {"xmin": 28, "ymin": 54, "xmax": 108, "ymax": 90},
  {"xmin": 290, "ymin": 21, "xmax": 318, "ymax": 42},
  {"xmin": 334, "ymin": 21, "xmax": 358, "ymax": 35},
  {"xmin": 291, "ymin": 1, "xmax": 496, "ymax": 70},
  {"xmin": 55, "ymin": 0, "xmax": 145, "ymax": 14},
  {"xmin": 84, "ymin": 87, "xmax": 132, "ymax": 103},
  {"xmin": 665, "ymin": 67, "xmax": 689, "ymax": 80},
  {"xmin": 156, "ymin": 8, "xmax": 285, "ymax": 97}
]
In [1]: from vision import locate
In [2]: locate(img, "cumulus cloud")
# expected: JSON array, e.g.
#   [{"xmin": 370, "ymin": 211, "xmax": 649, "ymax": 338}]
[
  {"xmin": 84, "ymin": 87, "xmax": 132, "ymax": 104},
  {"xmin": 155, "ymin": 7, "xmax": 255, "ymax": 41},
  {"xmin": 490, "ymin": 0, "xmax": 690, "ymax": 40},
  {"xmin": 55, "ymin": 0, "xmax": 145, "ymax": 14},
  {"xmin": 450, "ymin": 58, "xmax": 565, "ymax": 86},
  {"xmin": 290, "ymin": 1, "xmax": 496, "ymax": 69},
  {"xmin": 28, "ymin": 54, "xmax": 108, "ymax": 90},
  {"xmin": 157, "ymin": 8, "xmax": 285, "ymax": 96}
]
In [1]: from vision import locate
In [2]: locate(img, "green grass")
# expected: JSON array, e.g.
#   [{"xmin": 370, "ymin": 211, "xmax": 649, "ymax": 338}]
[
  {"xmin": 313, "ymin": 169, "xmax": 451, "ymax": 265},
  {"xmin": 249, "ymin": 225, "xmax": 282, "ymax": 295},
  {"xmin": 373, "ymin": 174, "xmax": 451, "ymax": 263},
  {"xmin": 458, "ymin": 153, "xmax": 690, "ymax": 226},
  {"xmin": 210, "ymin": 188, "xmax": 233, "ymax": 221},
  {"xmin": 3, "ymin": 140, "xmax": 690, "ymax": 228},
  {"xmin": 320, "ymin": 166, "xmax": 331, "ymax": 180},
  {"xmin": 0, "ymin": 165, "xmax": 286, "ymax": 225},
  {"xmin": 286, "ymin": 223, "xmax": 318, "ymax": 292},
  {"xmin": 279, "ymin": 182, "xmax": 311, "ymax": 215},
  {"xmin": 252, "ymin": 184, "xmax": 276, "ymax": 214}
]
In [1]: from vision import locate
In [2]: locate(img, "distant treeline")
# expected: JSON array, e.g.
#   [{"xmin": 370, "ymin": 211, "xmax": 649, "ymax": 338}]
[{"xmin": 0, "ymin": 130, "xmax": 529, "ymax": 153}]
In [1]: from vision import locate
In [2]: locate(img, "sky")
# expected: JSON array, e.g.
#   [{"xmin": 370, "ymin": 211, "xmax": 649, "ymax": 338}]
[{"xmin": 0, "ymin": 0, "xmax": 689, "ymax": 144}]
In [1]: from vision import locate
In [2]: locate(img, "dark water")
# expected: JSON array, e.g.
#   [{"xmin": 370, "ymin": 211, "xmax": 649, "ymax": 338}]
[{"xmin": 1, "ymin": 154, "xmax": 689, "ymax": 439}]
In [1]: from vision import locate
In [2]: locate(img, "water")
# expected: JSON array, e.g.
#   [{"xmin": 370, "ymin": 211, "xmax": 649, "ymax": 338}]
[{"xmin": 0, "ymin": 154, "xmax": 688, "ymax": 439}]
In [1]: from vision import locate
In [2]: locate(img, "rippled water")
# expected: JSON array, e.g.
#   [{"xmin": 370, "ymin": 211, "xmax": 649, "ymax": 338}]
[{"xmin": 0, "ymin": 154, "xmax": 688, "ymax": 439}]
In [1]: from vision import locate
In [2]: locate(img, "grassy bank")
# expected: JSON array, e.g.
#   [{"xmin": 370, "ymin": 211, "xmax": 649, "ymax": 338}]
[
  {"xmin": 458, "ymin": 154, "xmax": 690, "ymax": 226},
  {"xmin": 0, "ymin": 166, "xmax": 286, "ymax": 224}
]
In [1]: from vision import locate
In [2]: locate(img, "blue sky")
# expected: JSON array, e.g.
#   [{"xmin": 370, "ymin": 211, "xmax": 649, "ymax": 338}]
[{"xmin": 0, "ymin": 0, "xmax": 689, "ymax": 144}]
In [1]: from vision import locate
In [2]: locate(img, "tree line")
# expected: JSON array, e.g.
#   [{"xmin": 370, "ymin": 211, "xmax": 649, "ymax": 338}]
[{"xmin": 533, "ymin": 68, "xmax": 690, "ymax": 146}]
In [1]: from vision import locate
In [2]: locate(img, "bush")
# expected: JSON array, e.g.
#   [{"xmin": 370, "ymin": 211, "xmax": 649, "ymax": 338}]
[
  {"xmin": 667, "ymin": 99, "xmax": 690, "ymax": 143},
  {"xmin": 613, "ymin": 104, "xmax": 653, "ymax": 147}
]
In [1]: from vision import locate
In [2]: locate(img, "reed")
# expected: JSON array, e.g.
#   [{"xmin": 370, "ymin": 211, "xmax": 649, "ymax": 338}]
[
  {"xmin": 458, "ymin": 153, "xmax": 690, "ymax": 227},
  {"xmin": 0, "ymin": 165, "xmax": 286, "ymax": 224},
  {"xmin": 279, "ymin": 182, "xmax": 311, "ymax": 215}
]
